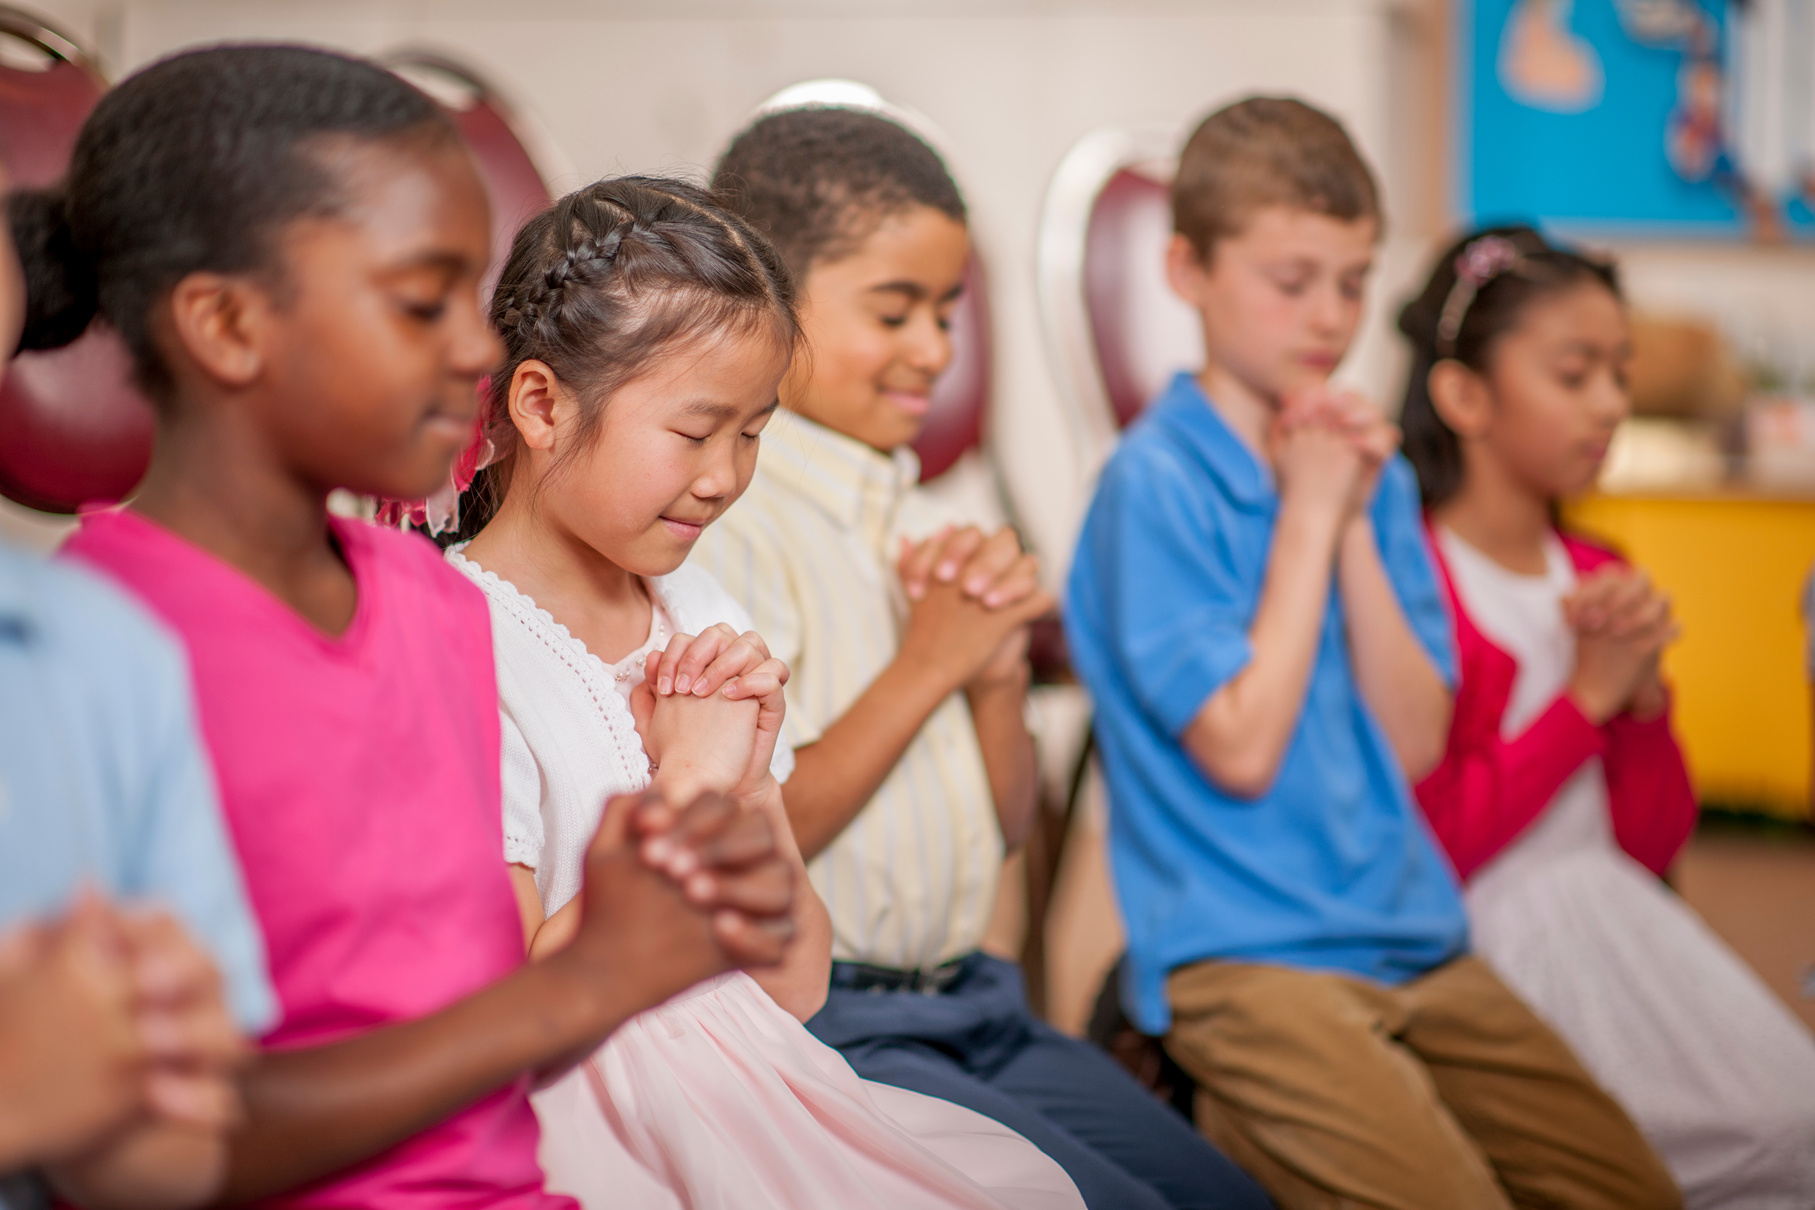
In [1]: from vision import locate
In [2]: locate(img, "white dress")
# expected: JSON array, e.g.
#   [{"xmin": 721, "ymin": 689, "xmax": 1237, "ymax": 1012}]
[
  {"xmin": 1440, "ymin": 529, "xmax": 1815, "ymax": 1210},
  {"xmin": 447, "ymin": 548, "xmax": 1083, "ymax": 1210}
]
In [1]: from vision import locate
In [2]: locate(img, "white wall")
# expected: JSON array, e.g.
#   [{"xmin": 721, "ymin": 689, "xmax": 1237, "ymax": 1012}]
[{"xmin": 15, "ymin": 0, "xmax": 1419, "ymax": 574}]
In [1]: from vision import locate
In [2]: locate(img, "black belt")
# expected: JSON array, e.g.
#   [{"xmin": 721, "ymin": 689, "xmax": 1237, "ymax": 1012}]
[{"xmin": 830, "ymin": 957, "xmax": 967, "ymax": 995}]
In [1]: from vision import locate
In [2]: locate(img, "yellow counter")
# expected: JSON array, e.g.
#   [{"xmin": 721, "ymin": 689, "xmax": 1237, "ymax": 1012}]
[{"xmin": 1563, "ymin": 492, "xmax": 1815, "ymax": 820}]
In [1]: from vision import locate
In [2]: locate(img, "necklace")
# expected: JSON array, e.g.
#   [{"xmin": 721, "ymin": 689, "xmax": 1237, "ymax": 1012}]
[{"xmin": 613, "ymin": 607, "xmax": 669, "ymax": 683}]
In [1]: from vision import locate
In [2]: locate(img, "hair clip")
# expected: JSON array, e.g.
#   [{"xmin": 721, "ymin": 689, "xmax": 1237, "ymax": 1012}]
[{"xmin": 1434, "ymin": 234, "xmax": 1527, "ymax": 357}]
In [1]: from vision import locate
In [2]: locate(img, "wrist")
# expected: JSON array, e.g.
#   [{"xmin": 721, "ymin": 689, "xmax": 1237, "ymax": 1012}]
[
  {"xmin": 652, "ymin": 760, "xmax": 727, "ymax": 804},
  {"xmin": 532, "ymin": 945, "xmax": 648, "ymax": 1046},
  {"xmin": 883, "ymin": 648, "xmax": 964, "ymax": 709},
  {"xmin": 1566, "ymin": 683, "xmax": 1619, "ymax": 727},
  {"xmin": 966, "ymin": 661, "xmax": 1029, "ymax": 700},
  {"xmin": 1275, "ymin": 493, "xmax": 1348, "ymax": 561}
]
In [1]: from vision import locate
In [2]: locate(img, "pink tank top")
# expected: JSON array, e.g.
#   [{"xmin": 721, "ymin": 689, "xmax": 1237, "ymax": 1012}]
[{"xmin": 66, "ymin": 510, "xmax": 572, "ymax": 1210}]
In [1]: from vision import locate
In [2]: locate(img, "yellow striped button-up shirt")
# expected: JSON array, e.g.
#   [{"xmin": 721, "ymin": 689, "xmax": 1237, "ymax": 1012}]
[{"xmin": 688, "ymin": 410, "xmax": 1002, "ymax": 971}]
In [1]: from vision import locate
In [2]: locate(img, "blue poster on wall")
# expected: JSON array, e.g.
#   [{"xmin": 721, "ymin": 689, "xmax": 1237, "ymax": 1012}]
[{"xmin": 1461, "ymin": 0, "xmax": 1815, "ymax": 240}]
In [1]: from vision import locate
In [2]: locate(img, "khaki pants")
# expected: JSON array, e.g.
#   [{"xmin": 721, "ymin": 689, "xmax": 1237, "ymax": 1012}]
[{"xmin": 1164, "ymin": 956, "xmax": 1680, "ymax": 1210}]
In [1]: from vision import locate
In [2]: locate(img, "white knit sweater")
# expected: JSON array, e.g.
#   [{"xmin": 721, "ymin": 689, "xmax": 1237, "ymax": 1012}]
[{"xmin": 448, "ymin": 549, "xmax": 793, "ymax": 916}]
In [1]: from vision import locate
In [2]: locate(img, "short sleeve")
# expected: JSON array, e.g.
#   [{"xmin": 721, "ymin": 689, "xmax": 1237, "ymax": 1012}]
[
  {"xmin": 135, "ymin": 643, "xmax": 279, "ymax": 1034},
  {"xmin": 687, "ymin": 514, "xmax": 821, "ymax": 745},
  {"xmin": 499, "ymin": 709, "xmax": 545, "ymax": 869},
  {"xmin": 1077, "ymin": 446, "xmax": 1256, "ymax": 737},
  {"xmin": 1368, "ymin": 457, "xmax": 1457, "ymax": 687}
]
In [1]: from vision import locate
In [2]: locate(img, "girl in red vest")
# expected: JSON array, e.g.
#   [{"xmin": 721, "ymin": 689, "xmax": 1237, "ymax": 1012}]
[{"xmin": 1399, "ymin": 224, "xmax": 1815, "ymax": 1210}]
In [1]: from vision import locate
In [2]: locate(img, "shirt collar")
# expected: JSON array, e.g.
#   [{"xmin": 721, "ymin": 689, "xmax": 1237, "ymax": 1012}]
[
  {"xmin": 1153, "ymin": 371, "xmax": 1275, "ymax": 512},
  {"xmin": 757, "ymin": 409, "xmax": 921, "ymax": 551}
]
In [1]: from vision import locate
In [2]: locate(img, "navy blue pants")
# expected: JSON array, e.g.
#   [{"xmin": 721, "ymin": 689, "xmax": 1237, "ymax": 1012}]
[{"xmin": 807, "ymin": 952, "xmax": 1272, "ymax": 1210}]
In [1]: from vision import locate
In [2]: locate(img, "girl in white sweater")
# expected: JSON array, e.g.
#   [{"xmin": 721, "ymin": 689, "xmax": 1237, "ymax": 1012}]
[{"xmin": 444, "ymin": 175, "xmax": 1082, "ymax": 1210}]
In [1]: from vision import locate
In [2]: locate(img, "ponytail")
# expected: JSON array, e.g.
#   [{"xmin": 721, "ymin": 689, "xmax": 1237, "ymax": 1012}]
[{"xmin": 8, "ymin": 188, "xmax": 97, "ymax": 354}]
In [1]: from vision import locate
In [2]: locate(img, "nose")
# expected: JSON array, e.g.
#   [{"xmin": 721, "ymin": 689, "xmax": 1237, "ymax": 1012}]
[
  {"xmin": 1308, "ymin": 280, "xmax": 1350, "ymax": 338},
  {"xmin": 454, "ymin": 289, "xmax": 505, "ymax": 380},
  {"xmin": 902, "ymin": 308, "xmax": 953, "ymax": 381},
  {"xmin": 693, "ymin": 442, "xmax": 739, "ymax": 500},
  {"xmin": 1591, "ymin": 366, "xmax": 1632, "ymax": 428}
]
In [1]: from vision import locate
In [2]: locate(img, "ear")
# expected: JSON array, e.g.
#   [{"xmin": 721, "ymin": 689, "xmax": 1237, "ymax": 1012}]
[
  {"xmin": 1165, "ymin": 233, "xmax": 1209, "ymax": 306},
  {"xmin": 508, "ymin": 359, "xmax": 571, "ymax": 452},
  {"xmin": 166, "ymin": 272, "xmax": 271, "ymax": 390},
  {"xmin": 1427, "ymin": 358, "xmax": 1494, "ymax": 440}
]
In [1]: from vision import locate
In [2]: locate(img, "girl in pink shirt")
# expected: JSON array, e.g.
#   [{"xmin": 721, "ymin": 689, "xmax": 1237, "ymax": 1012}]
[
  {"xmin": 1399, "ymin": 224, "xmax": 1815, "ymax": 1208},
  {"xmin": 21, "ymin": 44, "xmax": 797, "ymax": 1209}
]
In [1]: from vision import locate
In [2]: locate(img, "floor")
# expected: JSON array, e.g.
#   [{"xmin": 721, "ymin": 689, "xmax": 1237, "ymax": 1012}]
[{"xmin": 1673, "ymin": 818, "xmax": 1815, "ymax": 1034}]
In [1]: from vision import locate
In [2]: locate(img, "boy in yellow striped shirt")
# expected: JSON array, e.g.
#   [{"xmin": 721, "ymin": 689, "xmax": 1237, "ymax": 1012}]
[{"xmin": 691, "ymin": 104, "xmax": 1269, "ymax": 1210}]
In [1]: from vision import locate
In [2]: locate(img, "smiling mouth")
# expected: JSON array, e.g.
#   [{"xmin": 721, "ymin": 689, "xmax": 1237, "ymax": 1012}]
[
  {"xmin": 881, "ymin": 388, "xmax": 932, "ymax": 417},
  {"xmin": 660, "ymin": 516, "xmax": 708, "ymax": 538}
]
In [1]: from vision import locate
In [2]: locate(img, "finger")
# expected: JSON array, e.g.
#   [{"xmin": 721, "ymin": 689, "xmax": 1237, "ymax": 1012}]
[
  {"xmin": 684, "ymin": 857, "xmax": 794, "ymax": 917},
  {"xmin": 629, "ymin": 681, "xmax": 656, "ymax": 740},
  {"xmin": 643, "ymin": 791, "xmax": 739, "ymax": 878},
  {"xmin": 686, "ymin": 808, "xmax": 781, "ymax": 873},
  {"xmin": 119, "ymin": 912, "xmax": 218, "ymax": 1005},
  {"xmin": 981, "ymin": 555, "xmax": 1043, "ymax": 610},
  {"xmin": 136, "ymin": 1002, "xmax": 244, "ymax": 1068},
  {"xmin": 712, "ymin": 911, "xmax": 794, "ymax": 969},
  {"xmin": 1005, "ymin": 587, "xmax": 1059, "ymax": 627},
  {"xmin": 145, "ymin": 1069, "xmax": 242, "ymax": 1130},
  {"xmin": 723, "ymin": 657, "xmax": 790, "ymax": 701},
  {"xmin": 933, "ymin": 527, "xmax": 986, "ymax": 583},
  {"xmin": 655, "ymin": 634, "xmax": 696, "ymax": 695},
  {"xmin": 642, "ymin": 648, "xmax": 663, "ymax": 687},
  {"xmin": 952, "ymin": 528, "xmax": 1020, "ymax": 599},
  {"xmin": 588, "ymin": 790, "xmax": 649, "ymax": 864},
  {"xmin": 898, "ymin": 530, "xmax": 948, "ymax": 601},
  {"xmin": 674, "ymin": 625, "xmax": 739, "ymax": 696},
  {"xmin": 693, "ymin": 633, "xmax": 769, "ymax": 697}
]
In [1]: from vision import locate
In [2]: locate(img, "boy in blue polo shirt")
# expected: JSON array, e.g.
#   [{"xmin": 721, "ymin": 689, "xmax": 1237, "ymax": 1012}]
[{"xmin": 1065, "ymin": 98, "xmax": 1678, "ymax": 1210}]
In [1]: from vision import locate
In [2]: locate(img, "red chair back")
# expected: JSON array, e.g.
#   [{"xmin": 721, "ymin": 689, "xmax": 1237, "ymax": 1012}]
[
  {"xmin": 912, "ymin": 254, "xmax": 990, "ymax": 481},
  {"xmin": 1082, "ymin": 167, "xmax": 1203, "ymax": 430},
  {"xmin": 384, "ymin": 53, "xmax": 552, "ymax": 302},
  {"xmin": 0, "ymin": 11, "xmax": 155, "ymax": 514}
]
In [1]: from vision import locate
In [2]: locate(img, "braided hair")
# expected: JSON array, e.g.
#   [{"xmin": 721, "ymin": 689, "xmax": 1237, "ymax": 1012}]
[
  {"xmin": 711, "ymin": 106, "xmax": 965, "ymax": 282},
  {"xmin": 1397, "ymin": 224, "xmax": 1620, "ymax": 509},
  {"xmin": 452, "ymin": 175, "xmax": 797, "ymax": 542}
]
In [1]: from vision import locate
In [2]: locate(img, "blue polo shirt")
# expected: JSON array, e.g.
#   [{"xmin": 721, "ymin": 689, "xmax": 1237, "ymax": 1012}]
[
  {"xmin": 0, "ymin": 539, "xmax": 275, "ymax": 1033},
  {"xmin": 1065, "ymin": 373, "xmax": 1469, "ymax": 1034}
]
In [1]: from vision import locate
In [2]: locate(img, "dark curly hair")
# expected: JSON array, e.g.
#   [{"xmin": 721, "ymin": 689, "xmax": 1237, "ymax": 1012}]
[
  {"xmin": 711, "ymin": 106, "xmax": 965, "ymax": 281},
  {"xmin": 1397, "ymin": 223, "xmax": 1620, "ymax": 509},
  {"xmin": 450, "ymin": 175, "xmax": 798, "ymax": 542},
  {"xmin": 8, "ymin": 44, "xmax": 458, "ymax": 402}
]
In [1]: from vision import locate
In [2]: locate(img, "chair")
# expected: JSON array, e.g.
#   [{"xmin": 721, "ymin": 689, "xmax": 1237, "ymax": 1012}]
[
  {"xmin": 750, "ymin": 80, "xmax": 993, "ymax": 489},
  {"xmin": 382, "ymin": 52, "xmax": 560, "ymax": 300},
  {"xmin": 1037, "ymin": 125, "xmax": 1203, "ymax": 478},
  {"xmin": 0, "ymin": 7, "xmax": 154, "ymax": 515},
  {"xmin": 1021, "ymin": 126, "xmax": 1206, "ymax": 1032}
]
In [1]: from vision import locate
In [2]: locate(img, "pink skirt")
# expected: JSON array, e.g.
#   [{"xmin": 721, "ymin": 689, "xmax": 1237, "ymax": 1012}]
[{"xmin": 532, "ymin": 972, "xmax": 1083, "ymax": 1210}]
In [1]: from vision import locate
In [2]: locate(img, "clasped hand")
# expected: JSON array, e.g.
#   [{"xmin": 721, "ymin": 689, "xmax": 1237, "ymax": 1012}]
[
  {"xmin": 0, "ymin": 891, "xmax": 246, "ymax": 1168},
  {"xmin": 631, "ymin": 624, "xmax": 790, "ymax": 807},
  {"xmin": 1563, "ymin": 567, "xmax": 1677, "ymax": 724},
  {"xmin": 895, "ymin": 524, "xmax": 1054, "ymax": 694},
  {"xmin": 1270, "ymin": 384, "xmax": 1400, "ymax": 522}
]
